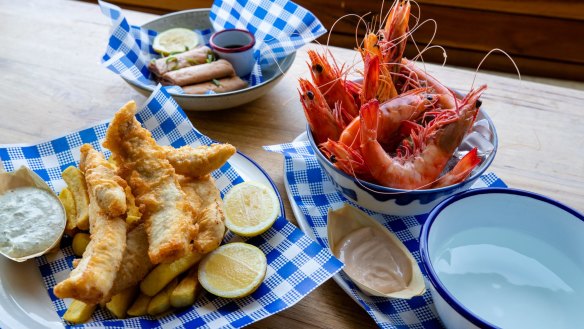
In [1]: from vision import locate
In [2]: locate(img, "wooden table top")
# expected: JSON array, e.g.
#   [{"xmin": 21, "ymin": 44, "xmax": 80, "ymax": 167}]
[{"xmin": 1, "ymin": 0, "xmax": 583, "ymax": 328}]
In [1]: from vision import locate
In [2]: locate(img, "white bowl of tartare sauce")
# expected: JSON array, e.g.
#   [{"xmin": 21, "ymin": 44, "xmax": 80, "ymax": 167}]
[{"xmin": 0, "ymin": 166, "xmax": 66, "ymax": 262}]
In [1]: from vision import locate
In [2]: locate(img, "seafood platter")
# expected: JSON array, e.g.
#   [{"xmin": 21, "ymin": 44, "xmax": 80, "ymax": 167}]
[{"xmin": 283, "ymin": 0, "xmax": 584, "ymax": 328}]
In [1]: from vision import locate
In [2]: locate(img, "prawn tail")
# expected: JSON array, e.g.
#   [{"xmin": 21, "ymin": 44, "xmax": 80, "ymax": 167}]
[
  {"xmin": 359, "ymin": 99, "xmax": 380, "ymax": 146},
  {"xmin": 432, "ymin": 148, "xmax": 481, "ymax": 188},
  {"xmin": 339, "ymin": 117, "xmax": 362, "ymax": 150},
  {"xmin": 361, "ymin": 54, "xmax": 380, "ymax": 103}
]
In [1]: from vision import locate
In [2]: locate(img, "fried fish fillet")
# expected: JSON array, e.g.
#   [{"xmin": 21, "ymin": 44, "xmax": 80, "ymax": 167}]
[
  {"xmin": 163, "ymin": 144, "xmax": 235, "ymax": 178},
  {"xmin": 179, "ymin": 175, "xmax": 225, "ymax": 254},
  {"xmin": 79, "ymin": 144, "xmax": 127, "ymax": 217},
  {"xmin": 54, "ymin": 147, "xmax": 127, "ymax": 304},
  {"xmin": 103, "ymin": 101, "xmax": 193, "ymax": 264},
  {"xmin": 109, "ymin": 224, "xmax": 153, "ymax": 298}
]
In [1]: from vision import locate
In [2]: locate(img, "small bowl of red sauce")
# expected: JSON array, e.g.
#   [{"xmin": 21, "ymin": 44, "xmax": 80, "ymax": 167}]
[{"xmin": 210, "ymin": 28, "xmax": 256, "ymax": 77}]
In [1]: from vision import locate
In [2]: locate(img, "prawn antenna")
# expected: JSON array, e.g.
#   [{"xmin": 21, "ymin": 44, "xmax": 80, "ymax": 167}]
[{"xmin": 471, "ymin": 48, "xmax": 521, "ymax": 89}]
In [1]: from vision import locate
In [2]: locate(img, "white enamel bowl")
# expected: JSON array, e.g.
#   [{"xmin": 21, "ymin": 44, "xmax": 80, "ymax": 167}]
[{"xmin": 420, "ymin": 188, "xmax": 584, "ymax": 329}]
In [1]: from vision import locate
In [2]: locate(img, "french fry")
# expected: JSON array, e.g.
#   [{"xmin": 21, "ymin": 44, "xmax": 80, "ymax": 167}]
[
  {"xmin": 147, "ymin": 279, "xmax": 178, "ymax": 315},
  {"xmin": 127, "ymin": 293, "xmax": 152, "ymax": 317},
  {"xmin": 71, "ymin": 233, "xmax": 91, "ymax": 257},
  {"xmin": 63, "ymin": 300, "xmax": 96, "ymax": 324},
  {"xmin": 170, "ymin": 266, "xmax": 201, "ymax": 308},
  {"xmin": 59, "ymin": 187, "xmax": 77, "ymax": 236},
  {"xmin": 72, "ymin": 259, "xmax": 80, "ymax": 268},
  {"xmin": 62, "ymin": 166, "xmax": 90, "ymax": 231},
  {"xmin": 106, "ymin": 286, "xmax": 138, "ymax": 319},
  {"xmin": 124, "ymin": 186, "xmax": 141, "ymax": 226},
  {"xmin": 140, "ymin": 251, "xmax": 203, "ymax": 297}
]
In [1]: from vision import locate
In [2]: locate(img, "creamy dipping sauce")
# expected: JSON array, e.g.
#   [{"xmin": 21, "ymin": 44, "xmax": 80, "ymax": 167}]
[
  {"xmin": 335, "ymin": 226, "xmax": 412, "ymax": 294},
  {"xmin": 0, "ymin": 187, "xmax": 65, "ymax": 258}
]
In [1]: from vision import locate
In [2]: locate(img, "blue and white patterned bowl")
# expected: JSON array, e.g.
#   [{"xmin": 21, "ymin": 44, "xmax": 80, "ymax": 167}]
[
  {"xmin": 420, "ymin": 188, "xmax": 584, "ymax": 329},
  {"xmin": 307, "ymin": 109, "xmax": 498, "ymax": 216}
]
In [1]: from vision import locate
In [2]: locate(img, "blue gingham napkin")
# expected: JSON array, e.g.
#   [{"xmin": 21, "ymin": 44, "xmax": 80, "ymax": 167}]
[
  {"xmin": 265, "ymin": 140, "xmax": 508, "ymax": 329},
  {"xmin": 99, "ymin": 0, "xmax": 325, "ymax": 90},
  {"xmin": 0, "ymin": 86, "xmax": 342, "ymax": 329}
]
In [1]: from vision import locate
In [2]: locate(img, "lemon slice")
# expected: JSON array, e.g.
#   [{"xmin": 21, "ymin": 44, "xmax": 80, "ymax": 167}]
[
  {"xmin": 223, "ymin": 181, "xmax": 280, "ymax": 237},
  {"xmin": 198, "ymin": 243, "xmax": 267, "ymax": 298},
  {"xmin": 152, "ymin": 28, "xmax": 200, "ymax": 55}
]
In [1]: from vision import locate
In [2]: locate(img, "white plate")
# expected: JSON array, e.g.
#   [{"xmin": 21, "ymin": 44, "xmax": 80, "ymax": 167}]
[
  {"xmin": 0, "ymin": 151, "xmax": 285, "ymax": 329},
  {"xmin": 283, "ymin": 133, "xmax": 362, "ymax": 311}
]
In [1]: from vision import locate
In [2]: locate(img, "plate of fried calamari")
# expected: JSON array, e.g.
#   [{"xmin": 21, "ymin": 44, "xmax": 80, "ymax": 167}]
[{"xmin": 0, "ymin": 87, "xmax": 342, "ymax": 329}]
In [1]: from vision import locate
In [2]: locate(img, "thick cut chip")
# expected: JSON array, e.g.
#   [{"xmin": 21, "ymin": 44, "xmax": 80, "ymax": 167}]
[
  {"xmin": 170, "ymin": 266, "xmax": 201, "ymax": 308},
  {"xmin": 59, "ymin": 187, "xmax": 77, "ymax": 236},
  {"xmin": 63, "ymin": 300, "xmax": 96, "ymax": 324},
  {"xmin": 140, "ymin": 251, "xmax": 203, "ymax": 297},
  {"xmin": 61, "ymin": 167, "xmax": 89, "ymax": 231}
]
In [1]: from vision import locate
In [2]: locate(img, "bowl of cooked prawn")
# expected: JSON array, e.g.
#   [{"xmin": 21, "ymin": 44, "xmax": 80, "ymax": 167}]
[
  {"xmin": 298, "ymin": 0, "xmax": 498, "ymax": 216},
  {"xmin": 300, "ymin": 57, "xmax": 497, "ymax": 216},
  {"xmin": 306, "ymin": 105, "xmax": 497, "ymax": 216}
]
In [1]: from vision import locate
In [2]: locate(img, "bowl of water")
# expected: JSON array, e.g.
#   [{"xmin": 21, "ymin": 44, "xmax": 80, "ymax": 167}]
[{"xmin": 420, "ymin": 188, "xmax": 584, "ymax": 329}]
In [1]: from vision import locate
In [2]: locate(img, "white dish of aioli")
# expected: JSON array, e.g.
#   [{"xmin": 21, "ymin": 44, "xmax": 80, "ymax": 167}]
[
  {"xmin": 0, "ymin": 187, "xmax": 65, "ymax": 260},
  {"xmin": 0, "ymin": 152, "xmax": 284, "ymax": 329},
  {"xmin": 284, "ymin": 134, "xmax": 368, "ymax": 312}
]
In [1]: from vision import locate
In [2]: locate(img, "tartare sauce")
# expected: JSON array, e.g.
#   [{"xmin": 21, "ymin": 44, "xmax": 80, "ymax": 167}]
[
  {"xmin": 0, "ymin": 187, "xmax": 65, "ymax": 258},
  {"xmin": 335, "ymin": 226, "xmax": 412, "ymax": 294}
]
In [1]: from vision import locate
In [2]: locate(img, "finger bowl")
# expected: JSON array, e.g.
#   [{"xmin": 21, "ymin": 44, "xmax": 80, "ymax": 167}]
[
  {"xmin": 123, "ymin": 9, "xmax": 295, "ymax": 111},
  {"xmin": 308, "ymin": 109, "xmax": 498, "ymax": 216},
  {"xmin": 420, "ymin": 188, "xmax": 584, "ymax": 329}
]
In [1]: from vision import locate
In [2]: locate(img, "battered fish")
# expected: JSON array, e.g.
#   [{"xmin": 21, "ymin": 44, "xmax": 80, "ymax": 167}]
[
  {"xmin": 103, "ymin": 101, "xmax": 193, "ymax": 264},
  {"xmin": 53, "ymin": 147, "xmax": 127, "ymax": 304},
  {"xmin": 109, "ymin": 224, "xmax": 153, "ymax": 298},
  {"xmin": 179, "ymin": 175, "xmax": 225, "ymax": 254},
  {"xmin": 79, "ymin": 144, "xmax": 127, "ymax": 217},
  {"xmin": 163, "ymin": 144, "xmax": 235, "ymax": 178}
]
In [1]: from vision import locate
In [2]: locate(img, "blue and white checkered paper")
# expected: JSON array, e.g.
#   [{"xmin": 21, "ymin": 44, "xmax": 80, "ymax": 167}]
[
  {"xmin": 99, "ymin": 0, "xmax": 325, "ymax": 90},
  {"xmin": 265, "ymin": 140, "xmax": 508, "ymax": 329},
  {"xmin": 0, "ymin": 86, "xmax": 342, "ymax": 329}
]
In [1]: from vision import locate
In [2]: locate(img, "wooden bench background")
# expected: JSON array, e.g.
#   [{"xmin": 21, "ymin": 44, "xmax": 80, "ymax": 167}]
[{"xmin": 86, "ymin": 0, "xmax": 584, "ymax": 81}]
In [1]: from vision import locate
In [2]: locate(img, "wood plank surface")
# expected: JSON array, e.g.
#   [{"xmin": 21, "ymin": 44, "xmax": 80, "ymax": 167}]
[
  {"xmin": 1, "ymin": 0, "xmax": 584, "ymax": 328},
  {"xmin": 415, "ymin": 0, "xmax": 584, "ymax": 20},
  {"xmin": 80, "ymin": 0, "xmax": 584, "ymax": 80}
]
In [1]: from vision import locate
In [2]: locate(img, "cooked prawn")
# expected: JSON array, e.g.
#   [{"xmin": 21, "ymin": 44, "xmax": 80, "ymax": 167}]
[{"xmin": 360, "ymin": 86, "xmax": 486, "ymax": 189}]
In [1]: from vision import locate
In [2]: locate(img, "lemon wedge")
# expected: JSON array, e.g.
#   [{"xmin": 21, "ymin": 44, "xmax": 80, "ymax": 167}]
[
  {"xmin": 198, "ymin": 243, "xmax": 267, "ymax": 298},
  {"xmin": 152, "ymin": 28, "xmax": 200, "ymax": 55},
  {"xmin": 223, "ymin": 181, "xmax": 279, "ymax": 237}
]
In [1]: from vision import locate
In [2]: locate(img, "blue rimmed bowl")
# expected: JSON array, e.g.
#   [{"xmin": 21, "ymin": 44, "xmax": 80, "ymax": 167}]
[
  {"xmin": 420, "ymin": 188, "xmax": 584, "ymax": 329},
  {"xmin": 308, "ymin": 109, "xmax": 498, "ymax": 216}
]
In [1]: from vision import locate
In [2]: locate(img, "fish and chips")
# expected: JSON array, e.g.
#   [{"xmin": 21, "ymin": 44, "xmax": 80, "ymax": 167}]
[{"xmin": 54, "ymin": 101, "xmax": 236, "ymax": 321}]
